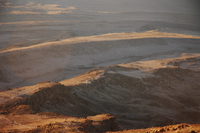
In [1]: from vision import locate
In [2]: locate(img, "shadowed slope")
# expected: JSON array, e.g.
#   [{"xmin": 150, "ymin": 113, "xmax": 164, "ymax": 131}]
[{"xmin": 0, "ymin": 54, "xmax": 200, "ymax": 130}]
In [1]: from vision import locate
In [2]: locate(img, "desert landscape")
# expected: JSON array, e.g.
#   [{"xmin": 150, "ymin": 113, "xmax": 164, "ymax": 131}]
[{"xmin": 0, "ymin": 0, "xmax": 200, "ymax": 132}]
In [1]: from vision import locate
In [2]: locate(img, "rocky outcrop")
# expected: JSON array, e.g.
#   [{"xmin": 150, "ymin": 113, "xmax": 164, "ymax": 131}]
[{"xmin": 0, "ymin": 113, "xmax": 119, "ymax": 133}]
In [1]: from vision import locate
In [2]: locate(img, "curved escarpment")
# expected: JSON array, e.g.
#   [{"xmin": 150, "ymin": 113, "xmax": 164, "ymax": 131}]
[
  {"xmin": 0, "ymin": 54, "xmax": 200, "ymax": 132},
  {"xmin": 1, "ymin": 31, "xmax": 200, "ymax": 90}
]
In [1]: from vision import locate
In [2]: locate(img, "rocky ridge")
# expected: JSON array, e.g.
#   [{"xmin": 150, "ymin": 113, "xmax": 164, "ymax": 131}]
[{"xmin": 0, "ymin": 54, "xmax": 200, "ymax": 132}]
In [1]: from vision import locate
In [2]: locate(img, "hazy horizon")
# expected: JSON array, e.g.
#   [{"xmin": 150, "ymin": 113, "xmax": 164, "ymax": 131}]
[{"xmin": 1, "ymin": 0, "xmax": 200, "ymax": 50}]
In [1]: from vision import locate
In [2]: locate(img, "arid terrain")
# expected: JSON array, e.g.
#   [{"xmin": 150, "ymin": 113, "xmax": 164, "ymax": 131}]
[
  {"xmin": 1, "ymin": 0, "xmax": 200, "ymax": 132},
  {"xmin": 0, "ymin": 52, "xmax": 200, "ymax": 132}
]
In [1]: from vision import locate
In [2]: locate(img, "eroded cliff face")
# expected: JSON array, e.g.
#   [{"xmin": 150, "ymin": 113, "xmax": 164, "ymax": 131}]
[{"xmin": 0, "ymin": 54, "xmax": 200, "ymax": 132}]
